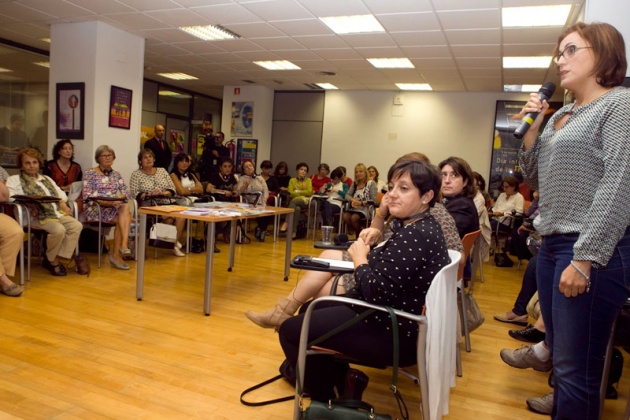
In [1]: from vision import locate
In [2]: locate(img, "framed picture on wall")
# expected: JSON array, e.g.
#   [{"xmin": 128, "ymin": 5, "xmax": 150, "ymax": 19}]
[
  {"xmin": 56, "ymin": 82, "xmax": 85, "ymax": 139},
  {"xmin": 109, "ymin": 85, "xmax": 132, "ymax": 129}
]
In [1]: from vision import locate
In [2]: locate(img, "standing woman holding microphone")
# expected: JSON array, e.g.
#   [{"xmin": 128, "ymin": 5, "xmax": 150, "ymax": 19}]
[{"xmin": 518, "ymin": 22, "xmax": 630, "ymax": 419}]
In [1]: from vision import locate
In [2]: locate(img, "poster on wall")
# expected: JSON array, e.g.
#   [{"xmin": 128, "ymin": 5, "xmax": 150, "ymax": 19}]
[
  {"xmin": 169, "ymin": 129, "xmax": 186, "ymax": 154},
  {"xmin": 489, "ymin": 100, "xmax": 561, "ymax": 199},
  {"xmin": 109, "ymin": 85, "xmax": 132, "ymax": 129},
  {"xmin": 231, "ymin": 102, "xmax": 253, "ymax": 137},
  {"xmin": 56, "ymin": 82, "xmax": 85, "ymax": 139},
  {"xmin": 236, "ymin": 139, "xmax": 258, "ymax": 172}
]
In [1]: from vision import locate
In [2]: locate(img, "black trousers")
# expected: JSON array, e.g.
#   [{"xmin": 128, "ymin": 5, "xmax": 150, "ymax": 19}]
[{"xmin": 278, "ymin": 300, "xmax": 417, "ymax": 401}]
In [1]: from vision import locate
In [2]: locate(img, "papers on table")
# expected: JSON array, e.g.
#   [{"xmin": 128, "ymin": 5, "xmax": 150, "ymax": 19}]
[{"xmin": 148, "ymin": 201, "xmax": 274, "ymax": 217}]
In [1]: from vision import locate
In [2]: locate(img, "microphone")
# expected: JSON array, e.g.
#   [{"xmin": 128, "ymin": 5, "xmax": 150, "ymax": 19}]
[
  {"xmin": 514, "ymin": 82, "xmax": 556, "ymax": 139},
  {"xmin": 334, "ymin": 233, "xmax": 349, "ymax": 245}
]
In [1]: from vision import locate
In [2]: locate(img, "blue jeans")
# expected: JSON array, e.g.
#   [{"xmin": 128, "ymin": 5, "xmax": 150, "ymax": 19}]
[{"xmin": 537, "ymin": 229, "xmax": 630, "ymax": 419}]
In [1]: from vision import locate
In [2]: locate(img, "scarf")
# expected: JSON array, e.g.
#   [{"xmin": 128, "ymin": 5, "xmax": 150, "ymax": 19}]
[{"xmin": 19, "ymin": 171, "xmax": 61, "ymax": 224}]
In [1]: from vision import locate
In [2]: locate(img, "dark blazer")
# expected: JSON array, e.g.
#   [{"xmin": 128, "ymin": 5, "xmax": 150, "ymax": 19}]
[
  {"xmin": 144, "ymin": 137, "xmax": 172, "ymax": 170},
  {"xmin": 442, "ymin": 195, "xmax": 480, "ymax": 238}
]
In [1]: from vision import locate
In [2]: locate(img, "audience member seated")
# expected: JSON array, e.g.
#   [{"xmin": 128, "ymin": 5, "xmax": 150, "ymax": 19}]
[
  {"xmin": 339, "ymin": 165, "xmax": 353, "ymax": 188},
  {"xmin": 472, "ymin": 173, "xmax": 492, "ymax": 266},
  {"xmin": 367, "ymin": 165, "xmax": 387, "ymax": 193},
  {"xmin": 43, "ymin": 139, "xmax": 83, "ymax": 193},
  {"xmin": 259, "ymin": 160, "xmax": 279, "ymax": 204},
  {"xmin": 273, "ymin": 161, "xmax": 291, "ymax": 204},
  {"xmin": 341, "ymin": 163, "xmax": 377, "ymax": 238},
  {"xmin": 509, "ymin": 191, "xmax": 539, "ymax": 261},
  {"xmin": 205, "ymin": 157, "xmax": 238, "ymax": 201},
  {"xmin": 490, "ymin": 175, "xmax": 524, "ymax": 251},
  {"xmin": 319, "ymin": 167, "xmax": 349, "ymax": 227},
  {"xmin": 0, "ymin": 165, "xmax": 8, "ymax": 183},
  {"xmin": 7, "ymin": 148, "xmax": 87, "ymax": 276},
  {"xmin": 170, "ymin": 152, "xmax": 204, "ymax": 203},
  {"xmin": 130, "ymin": 148, "xmax": 185, "ymax": 257},
  {"xmin": 236, "ymin": 161, "xmax": 270, "ymax": 241},
  {"xmin": 245, "ymin": 154, "xmax": 464, "ymax": 331},
  {"xmin": 276, "ymin": 159, "xmax": 449, "ymax": 402},
  {"xmin": 473, "ymin": 171, "xmax": 492, "ymax": 209},
  {"xmin": 82, "ymin": 145, "xmax": 133, "ymax": 270},
  {"xmin": 280, "ymin": 162, "xmax": 312, "ymax": 240},
  {"xmin": 310, "ymin": 163, "xmax": 331, "ymax": 193},
  {"xmin": 438, "ymin": 157, "xmax": 480, "ymax": 238},
  {"xmin": 0, "ymin": 177, "xmax": 24, "ymax": 297}
]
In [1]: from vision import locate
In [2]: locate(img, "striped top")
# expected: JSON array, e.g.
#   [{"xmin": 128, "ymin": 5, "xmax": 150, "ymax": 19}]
[{"xmin": 520, "ymin": 86, "xmax": 630, "ymax": 266}]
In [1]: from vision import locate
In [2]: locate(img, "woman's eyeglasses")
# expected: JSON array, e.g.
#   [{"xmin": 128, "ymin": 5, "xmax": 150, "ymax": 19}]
[{"xmin": 553, "ymin": 44, "xmax": 592, "ymax": 65}]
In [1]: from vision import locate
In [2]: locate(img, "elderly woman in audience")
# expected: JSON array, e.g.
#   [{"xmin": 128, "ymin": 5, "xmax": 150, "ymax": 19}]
[
  {"xmin": 43, "ymin": 139, "xmax": 83, "ymax": 193},
  {"xmin": 7, "ymin": 148, "xmax": 87, "ymax": 276},
  {"xmin": 273, "ymin": 159, "xmax": 450, "ymax": 402},
  {"xmin": 82, "ymin": 145, "xmax": 133, "ymax": 270},
  {"xmin": 0, "ymin": 176, "xmax": 24, "ymax": 296},
  {"xmin": 342, "ymin": 163, "xmax": 378, "ymax": 238},
  {"xmin": 310, "ymin": 163, "xmax": 331, "ymax": 193},
  {"xmin": 170, "ymin": 152, "xmax": 204, "ymax": 203},
  {"xmin": 280, "ymin": 162, "xmax": 313, "ymax": 239},
  {"xmin": 236, "ymin": 160, "xmax": 270, "ymax": 241},
  {"xmin": 130, "ymin": 148, "xmax": 185, "ymax": 257},
  {"xmin": 490, "ymin": 175, "xmax": 525, "ymax": 251}
]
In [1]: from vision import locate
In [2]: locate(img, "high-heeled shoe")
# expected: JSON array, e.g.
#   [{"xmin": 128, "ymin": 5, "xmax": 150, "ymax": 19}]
[
  {"xmin": 120, "ymin": 248, "xmax": 132, "ymax": 260},
  {"xmin": 109, "ymin": 255, "xmax": 130, "ymax": 270}
]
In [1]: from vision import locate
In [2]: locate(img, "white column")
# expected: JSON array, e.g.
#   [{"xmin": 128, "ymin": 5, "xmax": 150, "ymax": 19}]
[
  {"xmin": 585, "ymin": 0, "xmax": 630, "ymax": 77},
  {"xmin": 48, "ymin": 21, "xmax": 145, "ymax": 182}
]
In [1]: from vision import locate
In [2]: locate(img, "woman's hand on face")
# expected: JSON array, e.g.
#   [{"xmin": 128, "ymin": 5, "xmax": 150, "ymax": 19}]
[
  {"xmin": 359, "ymin": 227, "xmax": 382, "ymax": 246},
  {"xmin": 379, "ymin": 193, "xmax": 390, "ymax": 214},
  {"xmin": 348, "ymin": 237, "xmax": 370, "ymax": 262},
  {"xmin": 559, "ymin": 262, "xmax": 591, "ymax": 297}
]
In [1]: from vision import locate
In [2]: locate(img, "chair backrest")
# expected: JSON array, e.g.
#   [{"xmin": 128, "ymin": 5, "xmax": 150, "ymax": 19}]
[
  {"xmin": 458, "ymin": 229, "xmax": 481, "ymax": 279},
  {"xmin": 424, "ymin": 249, "xmax": 461, "ymax": 420}
]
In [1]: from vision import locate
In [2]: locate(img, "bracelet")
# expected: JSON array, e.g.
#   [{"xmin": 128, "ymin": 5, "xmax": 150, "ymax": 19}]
[
  {"xmin": 374, "ymin": 208, "xmax": 386, "ymax": 219},
  {"xmin": 570, "ymin": 261, "xmax": 592, "ymax": 293}
]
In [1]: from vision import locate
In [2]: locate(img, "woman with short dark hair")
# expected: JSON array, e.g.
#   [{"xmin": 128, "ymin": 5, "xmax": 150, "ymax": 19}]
[{"xmin": 43, "ymin": 139, "xmax": 82, "ymax": 193}]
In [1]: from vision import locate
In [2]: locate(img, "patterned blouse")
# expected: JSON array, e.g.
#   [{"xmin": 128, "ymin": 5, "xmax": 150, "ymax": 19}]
[
  {"xmin": 347, "ymin": 215, "xmax": 450, "ymax": 336},
  {"xmin": 346, "ymin": 180, "xmax": 378, "ymax": 218},
  {"xmin": 520, "ymin": 86, "xmax": 630, "ymax": 266},
  {"xmin": 81, "ymin": 169, "xmax": 131, "ymax": 223},
  {"xmin": 129, "ymin": 167, "xmax": 176, "ymax": 206},
  {"xmin": 236, "ymin": 175, "xmax": 269, "ymax": 206}
]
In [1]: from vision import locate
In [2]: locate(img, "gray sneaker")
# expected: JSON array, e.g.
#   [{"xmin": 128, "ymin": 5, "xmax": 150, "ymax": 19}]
[
  {"xmin": 500, "ymin": 346, "xmax": 552, "ymax": 372},
  {"xmin": 526, "ymin": 392, "xmax": 553, "ymax": 414}
]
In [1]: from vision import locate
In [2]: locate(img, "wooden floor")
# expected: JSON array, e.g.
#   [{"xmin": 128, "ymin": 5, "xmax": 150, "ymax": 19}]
[{"xmin": 1, "ymin": 233, "xmax": 628, "ymax": 419}]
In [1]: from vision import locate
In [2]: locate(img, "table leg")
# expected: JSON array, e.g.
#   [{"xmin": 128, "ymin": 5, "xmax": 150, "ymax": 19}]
[
  {"xmin": 228, "ymin": 219, "xmax": 236, "ymax": 272},
  {"xmin": 284, "ymin": 211, "xmax": 293, "ymax": 281},
  {"xmin": 204, "ymin": 222, "xmax": 216, "ymax": 316},
  {"xmin": 136, "ymin": 213, "xmax": 147, "ymax": 301}
]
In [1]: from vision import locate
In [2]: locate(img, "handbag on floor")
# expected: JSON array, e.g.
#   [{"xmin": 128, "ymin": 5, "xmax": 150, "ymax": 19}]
[
  {"xmin": 149, "ymin": 222, "xmax": 177, "ymax": 248},
  {"xmin": 458, "ymin": 289, "xmax": 485, "ymax": 333}
]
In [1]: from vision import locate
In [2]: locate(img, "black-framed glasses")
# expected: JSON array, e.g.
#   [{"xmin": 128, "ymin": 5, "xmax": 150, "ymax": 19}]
[{"xmin": 553, "ymin": 44, "xmax": 592, "ymax": 65}]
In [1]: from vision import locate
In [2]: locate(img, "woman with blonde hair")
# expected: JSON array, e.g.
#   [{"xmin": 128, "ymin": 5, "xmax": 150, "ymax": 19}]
[{"xmin": 342, "ymin": 163, "xmax": 377, "ymax": 237}]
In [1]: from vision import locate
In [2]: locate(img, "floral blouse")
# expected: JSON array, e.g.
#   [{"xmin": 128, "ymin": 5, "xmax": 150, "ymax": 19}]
[{"xmin": 82, "ymin": 168, "xmax": 131, "ymax": 223}]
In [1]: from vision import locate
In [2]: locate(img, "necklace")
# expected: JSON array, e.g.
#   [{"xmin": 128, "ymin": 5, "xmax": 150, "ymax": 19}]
[{"xmin": 99, "ymin": 166, "xmax": 113, "ymax": 176}]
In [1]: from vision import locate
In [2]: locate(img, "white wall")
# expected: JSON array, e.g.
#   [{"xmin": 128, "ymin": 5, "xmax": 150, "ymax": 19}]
[
  {"xmin": 49, "ymin": 21, "xmax": 145, "ymax": 182},
  {"xmin": 222, "ymin": 85, "xmax": 274, "ymax": 165},
  {"xmin": 585, "ymin": 0, "xmax": 630, "ymax": 76},
  {"xmin": 320, "ymin": 90, "xmax": 530, "ymax": 181}
]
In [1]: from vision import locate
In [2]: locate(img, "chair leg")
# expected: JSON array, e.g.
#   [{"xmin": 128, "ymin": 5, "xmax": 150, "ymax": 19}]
[
  {"xmin": 459, "ymin": 283, "xmax": 471, "ymax": 352},
  {"xmin": 456, "ymin": 342, "xmax": 463, "ymax": 377}
]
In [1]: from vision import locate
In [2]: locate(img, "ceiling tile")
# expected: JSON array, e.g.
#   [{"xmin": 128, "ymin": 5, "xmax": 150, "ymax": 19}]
[
  {"xmin": 294, "ymin": 35, "xmax": 349, "ymax": 49},
  {"xmin": 241, "ymin": 0, "xmax": 313, "ymax": 21},
  {"xmin": 451, "ymin": 45, "xmax": 500, "ymax": 58},
  {"xmin": 377, "ymin": 12, "xmax": 440, "ymax": 32},
  {"xmin": 297, "ymin": 0, "xmax": 371, "ymax": 17},
  {"xmin": 114, "ymin": 0, "xmax": 183, "ymax": 12},
  {"xmin": 437, "ymin": 9, "xmax": 500, "ymax": 31},
  {"xmin": 340, "ymin": 33, "xmax": 396, "ymax": 49},
  {"xmin": 224, "ymin": 22, "xmax": 286, "ymax": 38},
  {"xmin": 67, "ymin": 0, "xmax": 136, "ymax": 14},
  {"xmin": 270, "ymin": 19, "xmax": 331, "ymax": 36},
  {"xmin": 433, "ymin": 0, "xmax": 500, "ymax": 11},
  {"xmin": 445, "ymin": 29, "xmax": 500, "ymax": 45},
  {"xmin": 250, "ymin": 36, "xmax": 304, "ymax": 50},
  {"xmin": 192, "ymin": 4, "xmax": 263, "ymax": 25},
  {"xmin": 145, "ymin": 9, "xmax": 208, "ymax": 27},
  {"xmin": 364, "ymin": 0, "xmax": 432, "ymax": 14},
  {"xmin": 390, "ymin": 31, "xmax": 447, "ymax": 47}
]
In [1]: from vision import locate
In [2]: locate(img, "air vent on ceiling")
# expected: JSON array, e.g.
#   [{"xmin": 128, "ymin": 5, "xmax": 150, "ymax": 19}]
[
  {"xmin": 273, "ymin": 79, "xmax": 284, "ymax": 85},
  {"xmin": 242, "ymin": 79, "xmax": 256, "ymax": 84},
  {"xmin": 304, "ymin": 83, "xmax": 324, "ymax": 90},
  {"xmin": 316, "ymin": 71, "xmax": 336, "ymax": 76}
]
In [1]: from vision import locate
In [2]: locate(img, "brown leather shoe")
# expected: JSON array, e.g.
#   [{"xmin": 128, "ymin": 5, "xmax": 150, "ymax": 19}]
[{"xmin": 339, "ymin": 368, "xmax": 369, "ymax": 400}]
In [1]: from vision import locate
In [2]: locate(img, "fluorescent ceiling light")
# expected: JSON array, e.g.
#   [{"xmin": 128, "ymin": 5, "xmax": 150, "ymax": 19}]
[
  {"xmin": 33, "ymin": 62, "xmax": 50, "ymax": 68},
  {"xmin": 179, "ymin": 25, "xmax": 240, "ymax": 41},
  {"xmin": 396, "ymin": 83, "xmax": 432, "ymax": 91},
  {"xmin": 503, "ymin": 56, "xmax": 552, "ymax": 68},
  {"xmin": 368, "ymin": 58, "xmax": 414, "ymax": 69},
  {"xmin": 41, "ymin": 38, "xmax": 51, "ymax": 43},
  {"xmin": 159, "ymin": 90, "xmax": 192, "ymax": 98},
  {"xmin": 504, "ymin": 84, "xmax": 542, "ymax": 92},
  {"xmin": 157, "ymin": 72, "xmax": 199, "ymax": 80},
  {"xmin": 316, "ymin": 83, "xmax": 338, "ymax": 90},
  {"xmin": 320, "ymin": 14, "xmax": 385, "ymax": 34},
  {"xmin": 502, "ymin": 5, "xmax": 571, "ymax": 27},
  {"xmin": 254, "ymin": 60, "xmax": 301, "ymax": 70},
  {"xmin": 0, "ymin": 67, "xmax": 12, "ymax": 73}
]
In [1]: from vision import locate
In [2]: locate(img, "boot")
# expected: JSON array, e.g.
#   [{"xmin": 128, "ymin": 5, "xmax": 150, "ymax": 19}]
[
  {"xmin": 244, "ymin": 297, "xmax": 301, "ymax": 330},
  {"xmin": 338, "ymin": 368, "xmax": 369, "ymax": 401}
]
